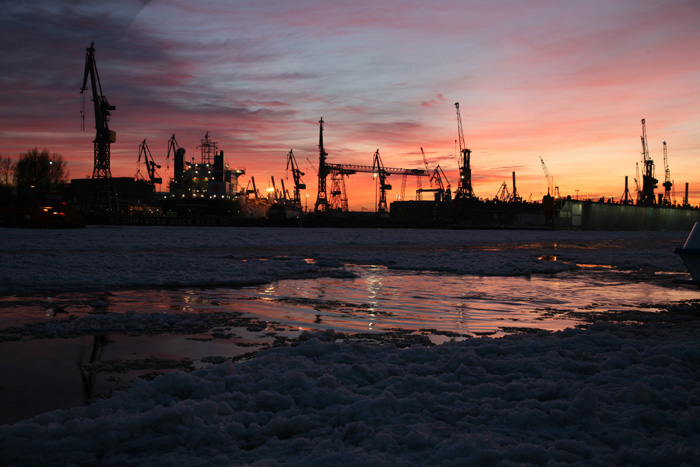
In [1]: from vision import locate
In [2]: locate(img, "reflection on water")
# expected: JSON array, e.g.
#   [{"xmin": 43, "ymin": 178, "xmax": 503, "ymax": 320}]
[
  {"xmin": 201, "ymin": 263, "xmax": 697, "ymax": 338},
  {"xmin": 1, "ymin": 262, "xmax": 697, "ymax": 424},
  {"xmin": 1, "ymin": 264, "xmax": 696, "ymax": 340}
]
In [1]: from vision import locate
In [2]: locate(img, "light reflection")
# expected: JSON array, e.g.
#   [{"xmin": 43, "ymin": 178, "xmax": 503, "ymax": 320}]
[{"xmin": 66, "ymin": 262, "xmax": 700, "ymax": 342}]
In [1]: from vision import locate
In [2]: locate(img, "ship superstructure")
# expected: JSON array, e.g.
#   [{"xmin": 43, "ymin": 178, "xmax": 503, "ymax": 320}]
[{"xmin": 161, "ymin": 132, "xmax": 247, "ymax": 216}]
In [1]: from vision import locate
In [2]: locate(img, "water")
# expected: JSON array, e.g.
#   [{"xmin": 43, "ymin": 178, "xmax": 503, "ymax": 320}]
[{"xmin": 1, "ymin": 239, "xmax": 698, "ymax": 424}]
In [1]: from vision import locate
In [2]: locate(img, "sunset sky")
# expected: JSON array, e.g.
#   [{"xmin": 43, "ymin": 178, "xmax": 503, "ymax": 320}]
[{"xmin": 1, "ymin": 0, "xmax": 699, "ymax": 210}]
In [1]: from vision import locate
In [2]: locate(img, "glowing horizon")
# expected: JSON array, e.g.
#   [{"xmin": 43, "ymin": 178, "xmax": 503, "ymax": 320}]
[{"xmin": 1, "ymin": 0, "xmax": 699, "ymax": 210}]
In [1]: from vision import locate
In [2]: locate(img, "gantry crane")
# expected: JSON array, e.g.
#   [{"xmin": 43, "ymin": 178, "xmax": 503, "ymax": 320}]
[
  {"xmin": 312, "ymin": 118, "xmax": 428, "ymax": 213},
  {"xmin": 285, "ymin": 149, "xmax": 306, "ymax": 208},
  {"xmin": 662, "ymin": 141, "xmax": 672, "ymax": 205},
  {"xmin": 81, "ymin": 43, "xmax": 116, "ymax": 179},
  {"xmin": 136, "ymin": 139, "xmax": 162, "ymax": 185},
  {"xmin": 638, "ymin": 118, "xmax": 658, "ymax": 205},
  {"xmin": 454, "ymin": 102, "xmax": 474, "ymax": 199}
]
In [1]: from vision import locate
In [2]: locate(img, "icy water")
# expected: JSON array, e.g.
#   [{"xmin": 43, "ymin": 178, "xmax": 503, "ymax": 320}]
[{"xmin": 1, "ymin": 227, "xmax": 698, "ymax": 424}]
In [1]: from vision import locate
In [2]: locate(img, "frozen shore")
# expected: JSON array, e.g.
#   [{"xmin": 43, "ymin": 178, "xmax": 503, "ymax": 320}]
[
  {"xmin": 2, "ymin": 308, "xmax": 700, "ymax": 465},
  {"xmin": 0, "ymin": 226, "xmax": 689, "ymax": 295}
]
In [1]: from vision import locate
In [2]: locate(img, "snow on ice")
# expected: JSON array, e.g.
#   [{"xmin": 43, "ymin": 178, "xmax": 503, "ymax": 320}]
[
  {"xmin": 0, "ymin": 226, "xmax": 687, "ymax": 294},
  {"xmin": 1, "ymin": 226, "xmax": 699, "ymax": 465},
  {"xmin": 2, "ymin": 318, "xmax": 700, "ymax": 465}
]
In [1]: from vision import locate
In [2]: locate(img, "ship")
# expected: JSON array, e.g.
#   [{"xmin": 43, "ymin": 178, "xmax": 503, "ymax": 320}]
[{"xmin": 159, "ymin": 132, "xmax": 272, "ymax": 222}]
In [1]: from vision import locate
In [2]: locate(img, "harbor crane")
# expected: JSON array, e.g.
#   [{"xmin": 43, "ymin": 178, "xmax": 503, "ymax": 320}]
[
  {"xmin": 539, "ymin": 156, "xmax": 558, "ymax": 197},
  {"xmin": 136, "ymin": 139, "xmax": 162, "ymax": 185},
  {"xmin": 372, "ymin": 149, "xmax": 392, "ymax": 213},
  {"xmin": 165, "ymin": 134, "xmax": 182, "ymax": 171},
  {"xmin": 420, "ymin": 147, "xmax": 431, "ymax": 173},
  {"xmin": 638, "ymin": 118, "xmax": 658, "ymax": 205},
  {"xmin": 495, "ymin": 182, "xmax": 510, "ymax": 201},
  {"xmin": 417, "ymin": 165, "xmax": 451, "ymax": 202},
  {"xmin": 621, "ymin": 176, "xmax": 633, "ymax": 204},
  {"xmin": 81, "ymin": 43, "xmax": 116, "ymax": 179},
  {"xmin": 496, "ymin": 172, "xmax": 521, "ymax": 202},
  {"xmin": 454, "ymin": 102, "xmax": 474, "ymax": 199},
  {"xmin": 314, "ymin": 117, "xmax": 330, "ymax": 212},
  {"xmin": 312, "ymin": 118, "xmax": 429, "ymax": 213},
  {"xmin": 285, "ymin": 149, "xmax": 306, "ymax": 208},
  {"xmin": 662, "ymin": 141, "xmax": 672, "ymax": 205},
  {"xmin": 415, "ymin": 147, "xmax": 430, "ymax": 200},
  {"xmin": 166, "ymin": 134, "xmax": 187, "ymax": 193}
]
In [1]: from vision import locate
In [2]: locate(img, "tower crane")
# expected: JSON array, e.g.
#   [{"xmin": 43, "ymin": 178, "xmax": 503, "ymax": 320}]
[
  {"xmin": 80, "ymin": 43, "xmax": 116, "ymax": 179},
  {"xmin": 662, "ymin": 141, "xmax": 672, "ymax": 205},
  {"xmin": 454, "ymin": 103, "xmax": 474, "ymax": 198},
  {"xmin": 285, "ymin": 149, "xmax": 306, "ymax": 208},
  {"xmin": 136, "ymin": 139, "xmax": 162, "ymax": 185},
  {"xmin": 638, "ymin": 118, "xmax": 658, "ymax": 205}
]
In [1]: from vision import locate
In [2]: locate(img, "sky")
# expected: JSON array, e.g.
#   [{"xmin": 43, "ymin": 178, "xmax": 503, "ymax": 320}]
[{"xmin": 1, "ymin": 0, "xmax": 699, "ymax": 211}]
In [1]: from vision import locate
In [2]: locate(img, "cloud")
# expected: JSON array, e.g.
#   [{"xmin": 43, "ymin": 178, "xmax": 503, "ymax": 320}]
[{"xmin": 421, "ymin": 93, "xmax": 447, "ymax": 107}]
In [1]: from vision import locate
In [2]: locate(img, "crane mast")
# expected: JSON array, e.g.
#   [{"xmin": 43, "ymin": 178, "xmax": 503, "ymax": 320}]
[
  {"xmin": 662, "ymin": 141, "xmax": 672, "ymax": 205},
  {"xmin": 314, "ymin": 117, "xmax": 329, "ymax": 213},
  {"xmin": 454, "ymin": 102, "xmax": 473, "ymax": 198},
  {"xmin": 638, "ymin": 118, "xmax": 658, "ymax": 205},
  {"xmin": 166, "ymin": 134, "xmax": 181, "ymax": 171},
  {"xmin": 136, "ymin": 139, "xmax": 162, "ymax": 185},
  {"xmin": 80, "ymin": 43, "xmax": 116, "ymax": 179},
  {"xmin": 539, "ymin": 156, "xmax": 553, "ymax": 196},
  {"xmin": 372, "ymin": 149, "xmax": 392, "ymax": 213}
]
